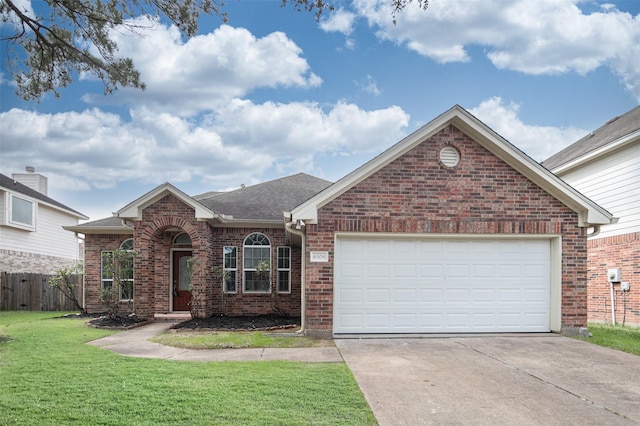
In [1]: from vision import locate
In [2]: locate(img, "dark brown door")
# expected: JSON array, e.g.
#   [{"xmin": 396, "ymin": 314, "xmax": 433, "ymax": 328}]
[{"xmin": 172, "ymin": 251, "xmax": 192, "ymax": 311}]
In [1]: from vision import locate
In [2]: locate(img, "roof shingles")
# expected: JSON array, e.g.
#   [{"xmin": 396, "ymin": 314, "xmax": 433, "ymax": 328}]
[
  {"xmin": 0, "ymin": 173, "xmax": 86, "ymax": 218},
  {"xmin": 543, "ymin": 106, "xmax": 640, "ymax": 170}
]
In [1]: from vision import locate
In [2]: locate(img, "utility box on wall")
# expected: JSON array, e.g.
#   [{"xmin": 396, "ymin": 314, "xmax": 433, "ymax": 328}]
[{"xmin": 607, "ymin": 268, "xmax": 621, "ymax": 282}]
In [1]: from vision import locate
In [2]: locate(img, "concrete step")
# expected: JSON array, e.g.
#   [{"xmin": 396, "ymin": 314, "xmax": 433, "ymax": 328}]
[{"xmin": 154, "ymin": 313, "xmax": 191, "ymax": 323}]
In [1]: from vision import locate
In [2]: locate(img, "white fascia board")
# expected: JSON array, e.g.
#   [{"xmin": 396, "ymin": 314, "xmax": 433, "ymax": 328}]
[
  {"xmin": 451, "ymin": 112, "xmax": 613, "ymax": 226},
  {"xmin": 291, "ymin": 105, "xmax": 613, "ymax": 227},
  {"xmin": 116, "ymin": 183, "xmax": 215, "ymax": 220},
  {"xmin": 551, "ymin": 131, "xmax": 640, "ymax": 176},
  {"xmin": 63, "ymin": 224, "xmax": 132, "ymax": 234},
  {"xmin": 291, "ymin": 106, "xmax": 464, "ymax": 223}
]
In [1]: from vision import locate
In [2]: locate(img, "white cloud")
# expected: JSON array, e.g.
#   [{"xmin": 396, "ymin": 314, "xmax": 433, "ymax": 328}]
[
  {"xmin": 320, "ymin": 8, "xmax": 357, "ymax": 35},
  {"xmin": 356, "ymin": 75, "xmax": 381, "ymax": 96},
  {"xmin": 352, "ymin": 0, "xmax": 640, "ymax": 101},
  {"xmin": 0, "ymin": 100, "xmax": 409, "ymax": 192},
  {"xmin": 0, "ymin": 0, "xmax": 35, "ymax": 30},
  {"xmin": 469, "ymin": 97, "xmax": 588, "ymax": 161},
  {"xmin": 82, "ymin": 18, "xmax": 322, "ymax": 116}
]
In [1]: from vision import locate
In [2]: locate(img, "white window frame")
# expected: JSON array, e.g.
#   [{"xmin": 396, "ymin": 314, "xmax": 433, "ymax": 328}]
[
  {"xmin": 119, "ymin": 239, "xmax": 134, "ymax": 301},
  {"xmin": 8, "ymin": 194, "xmax": 36, "ymax": 231},
  {"xmin": 243, "ymin": 233, "xmax": 271, "ymax": 294},
  {"xmin": 100, "ymin": 239, "xmax": 134, "ymax": 301},
  {"xmin": 100, "ymin": 250, "xmax": 114, "ymax": 290},
  {"xmin": 277, "ymin": 246, "xmax": 291, "ymax": 294},
  {"xmin": 223, "ymin": 246, "xmax": 237, "ymax": 293}
]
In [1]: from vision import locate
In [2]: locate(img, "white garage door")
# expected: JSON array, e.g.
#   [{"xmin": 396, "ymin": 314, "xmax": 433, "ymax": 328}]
[{"xmin": 334, "ymin": 237, "xmax": 551, "ymax": 334}]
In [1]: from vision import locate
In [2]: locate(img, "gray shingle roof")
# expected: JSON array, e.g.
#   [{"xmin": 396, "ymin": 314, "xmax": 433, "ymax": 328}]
[
  {"xmin": 542, "ymin": 106, "xmax": 640, "ymax": 170},
  {"xmin": 196, "ymin": 173, "xmax": 332, "ymax": 221},
  {"xmin": 73, "ymin": 173, "xmax": 332, "ymax": 230},
  {"xmin": 0, "ymin": 173, "xmax": 87, "ymax": 218}
]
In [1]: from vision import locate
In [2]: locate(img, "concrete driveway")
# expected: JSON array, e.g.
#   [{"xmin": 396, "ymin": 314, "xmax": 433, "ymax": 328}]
[{"xmin": 336, "ymin": 335, "xmax": 640, "ymax": 425}]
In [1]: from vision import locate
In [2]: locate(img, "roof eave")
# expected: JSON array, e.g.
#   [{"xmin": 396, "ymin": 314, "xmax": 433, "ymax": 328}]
[
  {"xmin": 290, "ymin": 105, "xmax": 614, "ymax": 227},
  {"xmin": 115, "ymin": 183, "xmax": 215, "ymax": 220},
  {"xmin": 63, "ymin": 225, "xmax": 133, "ymax": 234},
  {"xmin": 291, "ymin": 106, "xmax": 467, "ymax": 223},
  {"xmin": 0, "ymin": 187, "xmax": 89, "ymax": 220},
  {"xmin": 551, "ymin": 130, "xmax": 640, "ymax": 175},
  {"xmin": 207, "ymin": 218, "xmax": 284, "ymax": 228}
]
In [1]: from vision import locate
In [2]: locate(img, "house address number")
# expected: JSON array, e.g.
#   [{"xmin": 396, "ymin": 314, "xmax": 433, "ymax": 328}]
[{"xmin": 310, "ymin": 251, "xmax": 329, "ymax": 262}]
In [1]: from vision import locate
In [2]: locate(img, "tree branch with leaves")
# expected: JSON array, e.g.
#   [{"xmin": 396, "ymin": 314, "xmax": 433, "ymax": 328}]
[{"xmin": 1, "ymin": 0, "xmax": 427, "ymax": 101}]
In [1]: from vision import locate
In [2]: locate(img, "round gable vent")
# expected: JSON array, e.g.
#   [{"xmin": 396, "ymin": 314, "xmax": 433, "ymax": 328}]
[{"xmin": 439, "ymin": 146, "xmax": 460, "ymax": 167}]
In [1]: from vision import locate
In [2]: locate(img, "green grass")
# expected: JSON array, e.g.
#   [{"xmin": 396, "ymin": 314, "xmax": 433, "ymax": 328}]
[
  {"xmin": 0, "ymin": 312, "xmax": 376, "ymax": 425},
  {"xmin": 150, "ymin": 330, "xmax": 334, "ymax": 349},
  {"xmin": 576, "ymin": 323, "xmax": 640, "ymax": 356}
]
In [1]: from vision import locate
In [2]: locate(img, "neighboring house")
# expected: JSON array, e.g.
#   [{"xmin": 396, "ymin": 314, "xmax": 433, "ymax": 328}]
[
  {"xmin": 0, "ymin": 170, "xmax": 88, "ymax": 273},
  {"xmin": 543, "ymin": 106, "xmax": 640, "ymax": 327},
  {"xmin": 67, "ymin": 106, "xmax": 613, "ymax": 337}
]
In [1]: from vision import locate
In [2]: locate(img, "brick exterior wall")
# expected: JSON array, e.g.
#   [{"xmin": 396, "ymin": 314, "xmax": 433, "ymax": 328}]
[
  {"xmin": 304, "ymin": 124, "xmax": 588, "ymax": 336},
  {"xmin": 83, "ymin": 194, "xmax": 301, "ymax": 320},
  {"xmin": 587, "ymin": 232, "xmax": 640, "ymax": 327},
  {"xmin": 0, "ymin": 248, "xmax": 80, "ymax": 274},
  {"xmin": 84, "ymin": 234, "xmax": 133, "ymax": 313},
  {"xmin": 84, "ymin": 233, "xmax": 131, "ymax": 313}
]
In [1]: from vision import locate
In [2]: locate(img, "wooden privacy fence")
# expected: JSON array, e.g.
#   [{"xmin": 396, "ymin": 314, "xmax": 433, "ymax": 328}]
[{"xmin": 0, "ymin": 272, "xmax": 84, "ymax": 311}]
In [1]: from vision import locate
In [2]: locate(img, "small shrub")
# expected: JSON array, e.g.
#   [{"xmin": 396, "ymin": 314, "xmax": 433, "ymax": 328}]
[
  {"xmin": 48, "ymin": 262, "xmax": 84, "ymax": 313},
  {"xmin": 99, "ymin": 287, "xmax": 120, "ymax": 320}
]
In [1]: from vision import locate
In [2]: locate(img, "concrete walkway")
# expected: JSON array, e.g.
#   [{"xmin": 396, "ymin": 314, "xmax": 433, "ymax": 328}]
[{"xmin": 88, "ymin": 321, "xmax": 343, "ymax": 362}]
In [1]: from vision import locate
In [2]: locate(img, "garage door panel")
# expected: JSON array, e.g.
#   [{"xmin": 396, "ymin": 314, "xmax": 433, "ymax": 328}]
[
  {"xmin": 421, "ymin": 288, "xmax": 444, "ymax": 303},
  {"xmin": 367, "ymin": 289, "xmax": 390, "ymax": 303},
  {"xmin": 334, "ymin": 237, "xmax": 551, "ymax": 334}
]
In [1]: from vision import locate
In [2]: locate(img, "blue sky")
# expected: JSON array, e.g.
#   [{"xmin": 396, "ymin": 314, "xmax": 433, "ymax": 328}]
[{"xmin": 1, "ymin": 0, "xmax": 639, "ymax": 222}]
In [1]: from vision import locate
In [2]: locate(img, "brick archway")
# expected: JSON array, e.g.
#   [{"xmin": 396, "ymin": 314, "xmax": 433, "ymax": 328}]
[{"xmin": 131, "ymin": 196, "xmax": 211, "ymax": 320}]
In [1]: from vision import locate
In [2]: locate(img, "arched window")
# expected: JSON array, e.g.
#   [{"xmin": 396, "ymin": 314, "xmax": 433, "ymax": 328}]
[
  {"xmin": 173, "ymin": 232, "xmax": 192, "ymax": 246},
  {"xmin": 120, "ymin": 238, "xmax": 134, "ymax": 250},
  {"xmin": 243, "ymin": 233, "xmax": 271, "ymax": 293}
]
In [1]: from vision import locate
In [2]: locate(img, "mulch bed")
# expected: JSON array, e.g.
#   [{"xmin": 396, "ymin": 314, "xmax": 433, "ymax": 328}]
[
  {"xmin": 66, "ymin": 312, "xmax": 300, "ymax": 331},
  {"xmin": 88, "ymin": 314, "xmax": 147, "ymax": 329},
  {"xmin": 170, "ymin": 315, "xmax": 301, "ymax": 332}
]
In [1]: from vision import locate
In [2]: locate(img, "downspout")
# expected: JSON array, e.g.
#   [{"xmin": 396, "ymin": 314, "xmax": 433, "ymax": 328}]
[{"xmin": 285, "ymin": 221, "xmax": 306, "ymax": 335}]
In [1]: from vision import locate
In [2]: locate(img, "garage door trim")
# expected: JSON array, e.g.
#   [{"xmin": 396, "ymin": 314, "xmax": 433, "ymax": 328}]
[{"xmin": 333, "ymin": 232, "xmax": 562, "ymax": 335}]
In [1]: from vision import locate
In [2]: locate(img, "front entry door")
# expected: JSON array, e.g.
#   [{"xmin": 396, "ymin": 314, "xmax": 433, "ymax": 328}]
[{"xmin": 172, "ymin": 251, "xmax": 193, "ymax": 311}]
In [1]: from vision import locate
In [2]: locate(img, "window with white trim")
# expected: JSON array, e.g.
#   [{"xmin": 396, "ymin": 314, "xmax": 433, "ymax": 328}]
[
  {"xmin": 100, "ymin": 239, "xmax": 135, "ymax": 300},
  {"xmin": 9, "ymin": 194, "xmax": 35, "ymax": 230},
  {"xmin": 223, "ymin": 246, "xmax": 237, "ymax": 293},
  {"xmin": 101, "ymin": 251, "xmax": 114, "ymax": 290},
  {"xmin": 277, "ymin": 246, "xmax": 291, "ymax": 293},
  {"xmin": 243, "ymin": 233, "xmax": 271, "ymax": 293}
]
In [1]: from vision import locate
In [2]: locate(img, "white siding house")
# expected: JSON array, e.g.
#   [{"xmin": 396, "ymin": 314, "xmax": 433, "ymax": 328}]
[
  {"xmin": 543, "ymin": 106, "xmax": 640, "ymax": 326},
  {"xmin": 554, "ymin": 141, "xmax": 640, "ymax": 239},
  {"xmin": 0, "ymin": 171, "xmax": 88, "ymax": 273}
]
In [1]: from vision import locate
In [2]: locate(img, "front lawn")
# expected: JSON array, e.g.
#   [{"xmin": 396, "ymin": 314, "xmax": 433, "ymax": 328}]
[
  {"xmin": 576, "ymin": 323, "xmax": 640, "ymax": 356},
  {"xmin": 0, "ymin": 312, "xmax": 376, "ymax": 425}
]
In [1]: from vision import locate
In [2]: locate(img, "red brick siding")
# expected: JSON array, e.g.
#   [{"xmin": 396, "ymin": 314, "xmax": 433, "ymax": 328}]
[
  {"xmin": 587, "ymin": 232, "xmax": 640, "ymax": 327},
  {"xmin": 305, "ymin": 124, "xmax": 587, "ymax": 333},
  {"xmin": 85, "ymin": 194, "xmax": 301, "ymax": 319},
  {"xmin": 84, "ymin": 233, "xmax": 133, "ymax": 313},
  {"xmin": 206, "ymin": 227, "xmax": 301, "ymax": 317}
]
